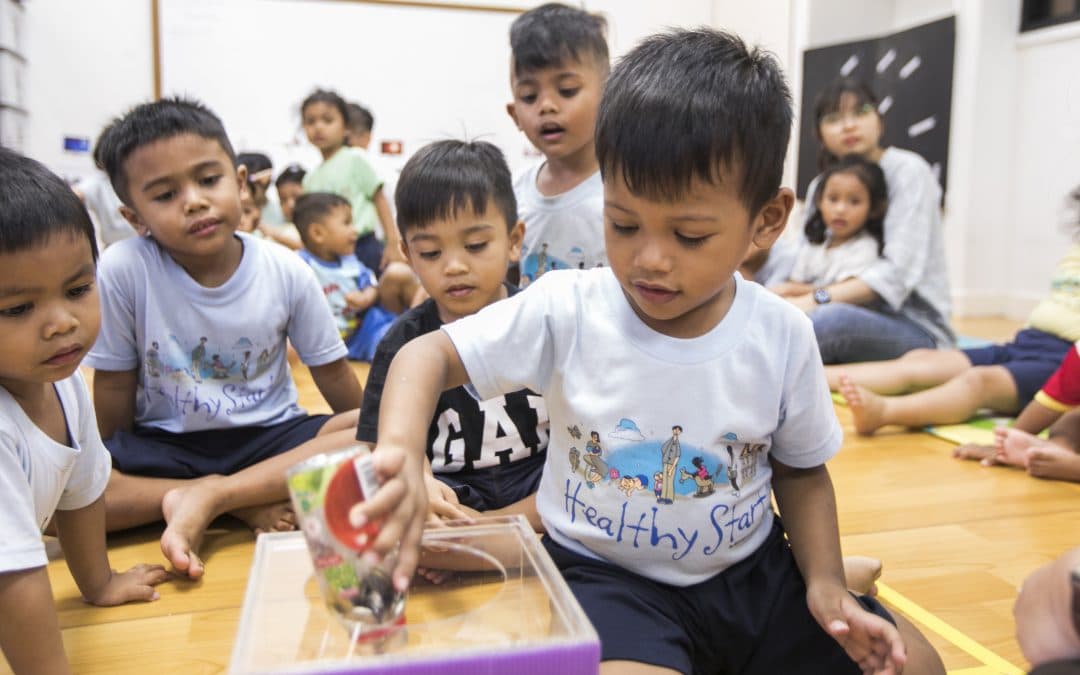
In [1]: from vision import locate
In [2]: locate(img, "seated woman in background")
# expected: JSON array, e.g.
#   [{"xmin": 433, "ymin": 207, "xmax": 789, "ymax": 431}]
[
  {"xmin": 794, "ymin": 78, "xmax": 954, "ymax": 364},
  {"xmin": 771, "ymin": 154, "xmax": 886, "ymax": 300}
]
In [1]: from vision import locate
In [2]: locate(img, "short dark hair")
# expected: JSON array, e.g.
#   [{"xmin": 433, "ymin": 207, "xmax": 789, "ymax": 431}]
[
  {"xmin": 595, "ymin": 29, "xmax": 792, "ymax": 214},
  {"xmin": 301, "ymin": 88, "xmax": 349, "ymax": 124},
  {"xmin": 394, "ymin": 140, "xmax": 517, "ymax": 239},
  {"xmin": 510, "ymin": 3, "xmax": 609, "ymax": 76},
  {"xmin": 293, "ymin": 192, "xmax": 351, "ymax": 245},
  {"xmin": 805, "ymin": 154, "xmax": 887, "ymax": 255},
  {"xmin": 813, "ymin": 78, "xmax": 881, "ymax": 171},
  {"xmin": 97, "ymin": 97, "xmax": 236, "ymax": 204},
  {"xmin": 275, "ymin": 164, "xmax": 306, "ymax": 189},
  {"xmin": 237, "ymin": 152, "xmax": 272, "ymax": 175},
  {"xmin": 0, "ymin": 147, "xmax": 99, "ymax": 262},
  {"xmin": 345, "ymin": 103, "xmax": 374, "ymax": 134}
]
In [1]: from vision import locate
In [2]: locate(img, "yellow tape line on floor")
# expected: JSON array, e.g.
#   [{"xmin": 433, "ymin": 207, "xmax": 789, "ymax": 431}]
[{"xmin": 875, "ymin": 582, "xmax": 1024, "ymax": 675}]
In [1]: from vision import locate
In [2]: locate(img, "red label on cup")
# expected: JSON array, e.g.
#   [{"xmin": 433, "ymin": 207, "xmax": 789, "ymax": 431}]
[{"xmin": 324, "ymin": 454, "xmax": 381, "ymax": 552}]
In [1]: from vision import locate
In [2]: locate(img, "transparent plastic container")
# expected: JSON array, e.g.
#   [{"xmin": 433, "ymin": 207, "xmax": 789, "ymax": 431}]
[{"xmin": 229, "ymin": 515, "xmax": 599, "ymax": 674}]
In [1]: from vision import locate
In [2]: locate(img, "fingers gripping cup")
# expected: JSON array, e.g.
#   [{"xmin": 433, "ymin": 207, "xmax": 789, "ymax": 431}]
[{"xmin": 286, "ymin": 446, "xmax": 406, "ymax": 637}]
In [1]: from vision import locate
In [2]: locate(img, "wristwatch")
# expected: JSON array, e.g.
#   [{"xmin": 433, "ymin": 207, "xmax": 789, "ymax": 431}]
[{"xmin": 813, "ymin": 287, "xmax": 832, "ymax": 305}]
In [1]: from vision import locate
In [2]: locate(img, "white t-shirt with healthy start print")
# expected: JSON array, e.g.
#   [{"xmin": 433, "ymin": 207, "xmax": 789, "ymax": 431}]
[{"xmin": 444, "ymin": 268, "xmax": 841, "ymax": 587}]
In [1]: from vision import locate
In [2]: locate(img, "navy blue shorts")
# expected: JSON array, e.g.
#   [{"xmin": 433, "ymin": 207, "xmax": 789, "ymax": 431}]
[
  {"xmin": 434, "ymin": 450, "xmax": 546, "ymax": 511},
  {"xmin": 963, "ymin": 328, "xmax": 1072, "ymax": 406},
  {"xmin": 105, "ymin": 415, "xmax": 331, "ymax": 479},
  {"xmin": 354, "ymin": 232, "xmax": 385, "ymax": 278},
  {"xmin": 544, "ymin": 520, "xmax": 894, "ymax": 675}
]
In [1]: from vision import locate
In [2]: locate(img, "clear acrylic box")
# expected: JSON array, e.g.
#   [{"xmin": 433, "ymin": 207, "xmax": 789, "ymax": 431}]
[{"xmin": 230, "ymin": 515, "xmax": 599, "ymax": 674}]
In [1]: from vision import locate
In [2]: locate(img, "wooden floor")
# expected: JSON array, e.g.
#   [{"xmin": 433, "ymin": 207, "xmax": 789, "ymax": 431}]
[{"xmin": 20, "ymin": 316, "xmax": 1078, "ymax": 674}]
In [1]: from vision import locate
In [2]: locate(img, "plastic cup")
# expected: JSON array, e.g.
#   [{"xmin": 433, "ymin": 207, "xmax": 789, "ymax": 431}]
[{"xmin": 286, "ymin": 445, "xmax": 406, "ymax": 637}]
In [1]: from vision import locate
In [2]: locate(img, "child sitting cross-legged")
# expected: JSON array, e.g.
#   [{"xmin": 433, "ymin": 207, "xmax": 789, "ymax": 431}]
[
  {"xmin": 353, "ymin": 29, "xmax": 943, "ymax": 675},
  {"xmin": 0, "ymin": 148, "xmax": 169, "ymax": 674},
  {"xmin": 295, "ymin": 192, "xmax": 419, "ymax": 362},
  {"xmin": 356, "ymin": 139, "xmax": 547, "ymax": 528},
  {"xmin": 86, "ymin": 98, "xmax": 363, "ymax": 579}
]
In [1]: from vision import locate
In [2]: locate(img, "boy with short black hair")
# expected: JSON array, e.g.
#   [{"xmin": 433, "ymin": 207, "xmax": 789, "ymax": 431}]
[
  {"xmin": 358, "ymin": 29, "xmax": 944, "ymax": 674},
  {"xmin": 506, "ymin": 2, "xmax": 608, "ymax": 284},
  {"xmin": 294, "ymin": 191, "xmax": 418, "ymax": 362},
  {"xmin": 356, "ymin": 139, "xmax": 545, "ymax": 526},
  {"xmin": 87, "ymin": 97, "xmax": 363, "ymax": 579},
  {"xmin": 0, "ymin": 148, "xmax": 168, "ymax": 674}
]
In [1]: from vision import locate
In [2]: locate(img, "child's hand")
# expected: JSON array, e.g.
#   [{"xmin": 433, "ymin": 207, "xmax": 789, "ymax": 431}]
[
  {"xmin": 83, "ymin": 563, "xmax": 170, "ymax": 606},
  {"xmin": 424, "ymin": 473, "xmax": 472, "ymax": 522},
  {"xmin": 344, "ymin": 289, "xmax": 376, "ymax": 312},
  {"xmin": 807, "ymin": 582, "xmax": 907, "ymax": 674},
  {"xmin": 349, "ymin": 442, "xmax": 427, "ymax": 593}
]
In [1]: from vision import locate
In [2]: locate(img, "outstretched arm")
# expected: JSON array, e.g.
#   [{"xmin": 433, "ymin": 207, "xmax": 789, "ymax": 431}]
[
  {"xmin": 351, "ymin": 330, "xmax": 470, "ymax": 592},
  {"xmin": 308, "ymin": 358, "xmax": 363, "ymax": 413},
  {"xmin": 53, "ymin": 495, "xmax": 169, "ymax": 606},
  {"xmin": 772, "ymin": 459, "xmax": 906, "ymax": 674},
  {"xmin": 92, "ymin": 369, "xmax": 137, "ymax": 440}
]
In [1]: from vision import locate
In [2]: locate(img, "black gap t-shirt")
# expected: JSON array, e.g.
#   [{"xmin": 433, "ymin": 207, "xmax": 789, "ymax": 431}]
[{"xmin": 356, "ymin": 285, "xmax": 548, "ymax": 474}]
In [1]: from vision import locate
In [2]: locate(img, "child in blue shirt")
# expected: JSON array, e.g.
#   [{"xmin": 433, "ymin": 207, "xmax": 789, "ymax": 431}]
[{"xmin": 294, "ymin": 192, "xmax": 419, "ymax": 362}]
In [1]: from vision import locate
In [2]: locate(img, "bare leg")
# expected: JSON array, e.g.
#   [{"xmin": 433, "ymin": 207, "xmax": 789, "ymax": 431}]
[
  {"xmin": 825, "ymin": 349, "xmax": 971, "ymax": 394},
  {"xmin": 159, "ymin": 424, "xmax": 360, "ymax": 578},
  {"xmin": 839, "ymin": 366, "xmax": 1019, "ymax": 435},
  {"xmin": 377, "ymin": 262, "xmax": 420, "ymax": 315},
  {"xmin": 894, "ymin": 612, "xmax": 947, "ymax": 675},
  {"xmin": 1048, "ymin": 409, "xmax": 1080, "ymax": 451},
  {"xmin": 104, "ymin": 470, "xmax": 192, "ymax": 531},
  {"xmin": 843, "ymin": 555, "xmax": 882, "ymax": 596},
  {"xmin": 600, "ymin": 662, "xmax": 680, "ymax": 675}
]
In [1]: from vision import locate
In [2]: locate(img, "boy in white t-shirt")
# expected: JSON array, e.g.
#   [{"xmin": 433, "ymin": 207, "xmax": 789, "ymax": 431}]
[
  {"xmin": 506, "ymin": 3, "xmax": 608, "ymax": 284},
  {"xmin": 87, "ymin": 98, "xmax": 363, "ymax": 580},
  {"xmin": 0, "ymin": 149, "xmax": 169, "ymax": 674},
  {"xmin": 356, "ymin": 29, "xmax": 944, "ymax": 675}
]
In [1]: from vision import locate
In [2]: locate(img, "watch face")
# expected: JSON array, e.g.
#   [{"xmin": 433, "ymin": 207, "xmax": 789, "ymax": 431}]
[{"xmin": 813, "ymin": 288, "xmax": 831, "ymax": 304}]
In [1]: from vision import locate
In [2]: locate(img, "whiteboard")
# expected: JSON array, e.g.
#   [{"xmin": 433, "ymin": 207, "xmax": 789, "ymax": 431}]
[{"xmin": 158, "ymin": 0, "xmax": 545, "ymax": 180}]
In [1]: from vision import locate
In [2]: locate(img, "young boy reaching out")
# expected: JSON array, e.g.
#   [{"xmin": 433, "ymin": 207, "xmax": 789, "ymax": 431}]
[
  {"xmin": 356, "ymin": 29, "xmax": 943, "ymax": 675},
  {"xmin": 86, "ymin": 98, "xmax": 363, "ymax": 579},
  {"xmin": 356, "ymin": 139, "xmax": 547, "ymax": 529},
  {"xmin": 0, "ymin": 149, "xmax": 169, "ymax": 674}
]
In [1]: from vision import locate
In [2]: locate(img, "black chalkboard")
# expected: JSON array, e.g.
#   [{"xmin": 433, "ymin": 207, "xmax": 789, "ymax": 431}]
[{"xmin": 796, "ymin": 16, "xmax": 955, "ymax": 200}]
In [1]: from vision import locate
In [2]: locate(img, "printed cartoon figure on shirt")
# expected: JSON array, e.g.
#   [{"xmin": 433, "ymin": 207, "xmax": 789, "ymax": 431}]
[
  {"xmin": 145, "ymin": 341, "xmax": 162, "ymax": 378},
  {"xmin": 740, "ymin": 443, "xmax": 765, "ymax": 485},
  {"xmin": 679, "ymin": 456, "xmax": 720, "ymax": 497},
  {"xmin": 725, "ymin": 445, "xmax": 741, "ymax": 497},
  {"xmin": 190, "ymin": 336, "xmax": 208, "ymax": 382},
  {"xmin": 658, "ymin": 425, "xmax": 682, "ymax": 504},
  {"xmin": 581, "ymin": 430, "xmax": 608, "ymax": 487},
  {"xmin": 617, "ymin": 473, "xmax": 649, "ymax": 498}
]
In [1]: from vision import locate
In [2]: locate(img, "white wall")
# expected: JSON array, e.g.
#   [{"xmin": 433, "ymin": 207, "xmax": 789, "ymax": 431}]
[{"xmin": 23, "ymin": 0, "xmax": 153, "ymax": 181}]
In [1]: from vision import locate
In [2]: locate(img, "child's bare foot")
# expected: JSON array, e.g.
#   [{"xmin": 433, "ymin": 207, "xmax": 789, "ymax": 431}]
[
  {"xmin": 997, "ymin": 427, "xmax": 1048, "ymax": 469},
  {"xmin": 952, "ymin": 442, "xmax": 997, "ymax": 465},
  {"xmin": 1027, "ymin": 443, "xmax": 1080, "ymax": 482},
  {"xmin": 844, "ymin": 555, "xmax": 883, "ymax": 596},
  {"xmin": 230, "ymin": 501, "xmax": 296, "ymax": 536},
  {"xmin": 838, "ymin": 375, "xmax": 887, "ymax": 435},
  {"xmin": 160, "ymin": 480, "xmax": 227, "ymax": 579}
]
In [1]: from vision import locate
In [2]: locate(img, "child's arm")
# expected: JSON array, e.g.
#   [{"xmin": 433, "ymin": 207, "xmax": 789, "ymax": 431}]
[
  {"xmin": 92, "ymin": 369, "xmax": 138, "ymax": 440},
  {"xmin": 373, "ymin": 188, "xmax": 406, "ymax": 268},
  {"xmin": 53, "ymin": 495, "xmax": 169, "ymax": 605},
  {"xmin": 352, "ymin": 330, "xmax": 471, "ymax": 592},
  {"xmin": 771, "ymin": 459, "xmax": 907, "ymax": 673},
  {"xmin": 769, "ymin": 281, "xmax": 815, "ymax": 297},
  {"xmin": 0, "ymin": 567, "xmax": 72, "ymax": 674},
  {"xmin": 308, "ymin": 359, "xmax": 364, "ymax": 413},
  {"xmin": 344, "ymin": 287, "xmax": 378, "ymax": 313}
]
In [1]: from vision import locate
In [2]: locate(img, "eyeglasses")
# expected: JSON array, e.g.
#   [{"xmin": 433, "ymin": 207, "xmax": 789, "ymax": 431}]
[{"xmin": 820, "ymin": 103, "xmax": 877, "ymax": 127}]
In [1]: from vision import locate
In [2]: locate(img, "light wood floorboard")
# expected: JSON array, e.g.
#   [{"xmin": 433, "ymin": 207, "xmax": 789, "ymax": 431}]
[{"xmin": 13, "ymin": 317, "xmax": 1069, "ymax": 674}]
